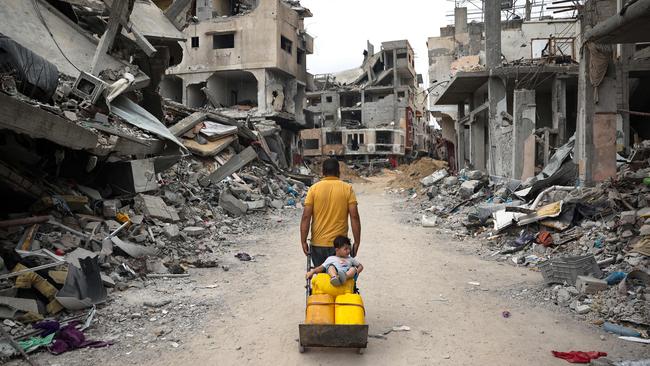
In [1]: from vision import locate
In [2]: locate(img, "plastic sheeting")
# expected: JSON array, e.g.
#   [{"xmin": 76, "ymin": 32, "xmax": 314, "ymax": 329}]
[{"xmin": 0, "ymin": 33, "xmax": 58, "ymax": 102}]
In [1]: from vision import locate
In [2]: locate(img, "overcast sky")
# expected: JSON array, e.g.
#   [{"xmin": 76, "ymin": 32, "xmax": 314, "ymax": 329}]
[{"xmin": 300, "ymin": 0, "xmax": 455, "ymax": 88}]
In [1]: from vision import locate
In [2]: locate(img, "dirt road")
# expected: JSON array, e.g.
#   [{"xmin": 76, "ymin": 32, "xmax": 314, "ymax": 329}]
[{"xmin": 27, "ymin": 179, "xmax": 647, "ymax": 365}]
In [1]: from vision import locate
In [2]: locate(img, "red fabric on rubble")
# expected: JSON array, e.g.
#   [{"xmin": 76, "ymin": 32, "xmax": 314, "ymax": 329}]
[{"xmin": 552, "ymin": 351, "xmax": 607, "ymax": 363}]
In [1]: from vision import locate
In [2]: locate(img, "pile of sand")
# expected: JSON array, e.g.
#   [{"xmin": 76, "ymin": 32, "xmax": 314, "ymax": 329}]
[
  {"xmin": 306, "ymin": 159, "xmax": 369, "ymax": 184},
  {"xmin": 387, "ymin": 158, "xmax": 448, "ymax": 189}
]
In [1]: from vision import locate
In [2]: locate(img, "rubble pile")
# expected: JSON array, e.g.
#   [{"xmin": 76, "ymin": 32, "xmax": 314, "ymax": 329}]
[
  {"xmin": 388, "ymin": 157, "xmax": 448, "ymax": 190},
  {"xmin": 392, "ymin": 140, "xmax": 650, "ymax": 336}
]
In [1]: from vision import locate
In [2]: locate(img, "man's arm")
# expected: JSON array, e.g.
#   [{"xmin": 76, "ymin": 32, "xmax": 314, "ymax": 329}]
[
  {"xmin": 349, "ymin": 204, "xmax": 361, "ymax": 256},
  {"xmin": 300, "ymin": 205, "xmax": 313, "ymax": 256}
]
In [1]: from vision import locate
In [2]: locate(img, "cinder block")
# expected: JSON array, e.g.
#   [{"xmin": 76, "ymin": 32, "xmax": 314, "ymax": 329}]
[{"xmin": 575, "ymin": 275, "xmax": 608, "ymax": 294}]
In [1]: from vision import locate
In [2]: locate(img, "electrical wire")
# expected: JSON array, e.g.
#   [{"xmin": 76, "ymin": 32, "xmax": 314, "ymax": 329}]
[{"xmin": 31, "ymin": 0, "xmax": 82, "ymax": 72}]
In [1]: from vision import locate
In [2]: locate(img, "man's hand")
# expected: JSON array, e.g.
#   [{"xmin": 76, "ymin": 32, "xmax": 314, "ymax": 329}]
[
  {"xmin": 301, "ymin": 241, "xmax": 309, "ymax": 256},
  {"xmin": 305, "ymin": 269, "xmax": 314, "ymax": 279}
]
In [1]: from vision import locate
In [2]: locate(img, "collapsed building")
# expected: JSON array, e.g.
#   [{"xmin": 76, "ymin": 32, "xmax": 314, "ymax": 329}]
[
  {"xmin": 157, "ymin": 0, "xmax": 314, "ymax": 169},
  {"xmin": 300, "ymin": 40, "xmax": 434, "ymax": 161},
  {"xmin": 428, "ymin": 0, "xmax": 650, "ymax": 185}
]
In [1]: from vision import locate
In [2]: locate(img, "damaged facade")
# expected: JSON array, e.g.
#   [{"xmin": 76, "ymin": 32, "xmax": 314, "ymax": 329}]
[
  {"xmin": 429, "ymin": 0, "xmax": 650, "ymax": 185},
  {"xmin": 158, "ymin": 0, "xmax": 314, "ymax": 168},
  {"xmin": 0, "ymin": 1, "xmax": 314, "ymax": 360},
  {"xmin": 301, "ymin": 40, "xmax": 433, "ymax": 160}
]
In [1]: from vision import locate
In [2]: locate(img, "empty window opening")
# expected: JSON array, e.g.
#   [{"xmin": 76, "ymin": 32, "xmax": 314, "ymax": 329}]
[
  {"xmin": 281, "ymin": 36, "xmax": 293, "ymax": 54},
  {"xmin": 325, "ymin": 132, "xmax": 342, "ymax": 145},
  {"xmin": 324, "ymin": 114, "xmax": 334, "ymax": 121},
  {"xmin": 308, "ymin": 96, "xmax": 321, "ymax": 106},
  {"xmin": 213, "ymin": 33, "xmax": 234, "ymax": 49},
  {"xmin": 397, "ymin": 91, "xmax": 405, "ymax": 98},
  {"xmin": 191, "ymin": 36, "xmax": 199, "ymax": 48},
  {"xmin": 297, "ymin": 49, "xmax": 305, "ymax": 65},
  {"xmin": 326, "ymin": 96, "xmax": 333, "ymax": 103},
  {"xmin": 397, "ymin": 53, "xmax": 407, "ymax": 59},
  {"xmin": 376, "ymin": 131, "xmax": 393, "ymax": 144},
  {"xmin": 340, "ymin": 93, "xmax": 361, "ymax": 108},
  {"xmin": 303, "ymin": 139, "xmax": 319, "ymax": 150},
  {"xmin": 230, "ymin": 90, "xmax": 238, "ymax": 106}
]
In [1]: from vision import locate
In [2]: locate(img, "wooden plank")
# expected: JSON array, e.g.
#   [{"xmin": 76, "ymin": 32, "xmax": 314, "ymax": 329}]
[
  {"xmin": 182, "ymin": 135, "xmax": 235, "ymax": 157},
  {"xmin": 298, "ymin": 324, "xmax": 368, "ymax": 348},
  {"xmin": 169, "ymin": 112, "xmax": 207, "ymax": 137},
  {"xmin": 199, "ymin": 146, "xmax": 258, "ymax": 186},
  {"xmin": 0, "ymin": 93, "xmax": 98, "ymax": 150}
]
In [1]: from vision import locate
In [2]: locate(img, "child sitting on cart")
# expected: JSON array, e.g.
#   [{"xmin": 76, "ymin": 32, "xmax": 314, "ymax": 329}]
[{"xmin": 306, "ymin": 236, "xmax": 363, "ymax": 286}]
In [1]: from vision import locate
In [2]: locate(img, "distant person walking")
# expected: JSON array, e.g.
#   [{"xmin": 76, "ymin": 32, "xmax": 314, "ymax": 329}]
[{"xmin": 300, "ymin": 158, "xmax": 361, "ymax": 267}]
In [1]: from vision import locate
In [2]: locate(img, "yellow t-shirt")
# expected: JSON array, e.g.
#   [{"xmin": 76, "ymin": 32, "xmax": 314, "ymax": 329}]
[{"xmin": 304, "ymin": 177, "xmax": 357, "ymax": 247}]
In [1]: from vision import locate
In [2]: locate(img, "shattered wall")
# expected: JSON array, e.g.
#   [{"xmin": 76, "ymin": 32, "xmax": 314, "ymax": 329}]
[
  {"xmin": 362, "ymin": 93, "xmax": 396, "ymax": 128},
  {"xmin": 502, "ymin": 20, "xmax": 580, "ymax": 62}
]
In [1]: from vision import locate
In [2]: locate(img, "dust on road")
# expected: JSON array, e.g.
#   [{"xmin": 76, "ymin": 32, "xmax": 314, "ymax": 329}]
[{"xmin": 32, "ymin": 179, "xmax": 648, "ymax": 365}]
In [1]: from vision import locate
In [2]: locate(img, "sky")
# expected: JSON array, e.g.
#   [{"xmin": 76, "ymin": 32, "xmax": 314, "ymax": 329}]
[{"xmin": 300, "ymin": 0, "xmax": 454, "ymax": 88}]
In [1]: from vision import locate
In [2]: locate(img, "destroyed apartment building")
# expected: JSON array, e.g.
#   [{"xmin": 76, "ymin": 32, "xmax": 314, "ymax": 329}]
[
  {"xmin": 428, "ymin": 0, "xmax": 650, "ymax": 185},
  {"xmin": 0, "ymin": 0, "xmax": 315, "ymax": 361},
  {"xmin": 300, "ymin": 40, "xmax": 434, "ymax": 161},
  {"xmin": 157, "ymin": 0, "xmax": 314, "ymax": 169}
]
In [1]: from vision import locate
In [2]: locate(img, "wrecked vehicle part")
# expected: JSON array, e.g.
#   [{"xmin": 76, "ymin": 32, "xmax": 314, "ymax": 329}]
[{"xmin": 0, "ymin": 33, "xmax": 59, "ymax": 102}]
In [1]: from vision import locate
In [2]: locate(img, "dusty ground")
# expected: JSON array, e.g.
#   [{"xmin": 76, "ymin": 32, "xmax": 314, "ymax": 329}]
[{"xmin": 13, "ymin": 177, "xmax": 648, "ymax": 366}]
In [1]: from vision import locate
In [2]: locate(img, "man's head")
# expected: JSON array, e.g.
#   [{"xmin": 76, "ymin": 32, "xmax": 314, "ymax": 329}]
[
  {"xmin": 333, "ymin": 236, "xmax": 351, "ymax": 257},
  {"xmin": 322, "ymin": 158, "xmax": 340, "ymax": 177}
]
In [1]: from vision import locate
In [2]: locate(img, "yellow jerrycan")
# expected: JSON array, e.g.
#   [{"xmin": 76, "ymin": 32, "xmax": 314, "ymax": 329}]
[
  {"xmin": 311, "ymin": 273, "xmax": 354, "ymax": 297},
  {"xmin": 305, "ymin": 294, "xmax": 335, "ymax": 324},
  {"xmin": 335, "ymin": 293, "xmax": 365, "ymax": 325}
]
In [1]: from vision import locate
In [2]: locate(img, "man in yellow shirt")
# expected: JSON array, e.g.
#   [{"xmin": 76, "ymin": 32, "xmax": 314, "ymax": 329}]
[{"xmin": 300, "ymin": 158, "xmax": 361, "ymax": 267}]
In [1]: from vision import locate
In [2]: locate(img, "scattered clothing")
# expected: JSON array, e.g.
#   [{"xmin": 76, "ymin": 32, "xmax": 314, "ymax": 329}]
[
  {"xmin": 31, "ymin": 320, "xmax": 112, "ymax": 355},
  {"xmin": 552, "ymin": 351, "xmax": 608, "ymax": 363}
]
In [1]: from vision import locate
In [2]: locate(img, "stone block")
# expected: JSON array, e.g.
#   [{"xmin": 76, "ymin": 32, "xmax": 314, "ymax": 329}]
[
  {"xmin": 459, "ymin": 180, "xmax": 481, "ymax": 198},
  {"xmin": 637, "ymin": 207, "xmax": 650, "ymax": 218},
  {"xmin": 575, "ymin": 276, "xmax": 608, "ymax": 294},
  {"xmin": 575, "ymin": 304, "xmax": 591, "ymax": 314},
  {"xmin": 134, "ymin": 194, "xmax": 180, "ymax": 222},
  {"xmin": 420, "ymin": 170, "xmax": 448, "ymax": 187},
  {"xmin": 183, "ymin": 226, "xmax": 205, "ymax": 236},
  {"xmin": 466, "ymin": 170, "xmax": 484, "ymax": 180},
  {"xmin": 246, "ymin": 200, "xmax": 266, "ymax": 210},
  {"xmin": 163, "ymin": 224, "xmax": 180, "ymax": 239},
  {"xmin": 442, "ymin": 176, "xmax": 459, "ymax": 187},
  {"xmin": 640, "ymin": 225, "xmax": 650, "ymax": 236},
  {"xmin": 102, "ymin": 199, "xmax": 119, "ymax": 218}
]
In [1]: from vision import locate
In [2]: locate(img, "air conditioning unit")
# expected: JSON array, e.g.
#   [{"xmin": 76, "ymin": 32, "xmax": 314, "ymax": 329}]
[
  {"xmin": 366, "ymin": 144, "xmax": 375, "ymax": 153},
  {"xmin": 392, "ymin": 144, "xmax": 401, "ymax": 153}
]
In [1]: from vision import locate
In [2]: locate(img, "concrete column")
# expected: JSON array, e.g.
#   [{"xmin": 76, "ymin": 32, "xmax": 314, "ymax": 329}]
[
  {"xmin": 512, "ymin": 89, "xmax": 536, "ymax": 179},
  {"xmin": 456, "ymin": 102, "xmax": 466, "ymax": 171},
  {"xmin": 575, "ymin": 0, "xmax": 618, "ymax": 186},
  {"xmin": 552, "ymin": 77, "xmax": 567, "ymax": 144},
  {"xmin": 484, "ymin": 0, "xmax": 501, "ymax": 69},
  {"xmin": 470, "ymin": 118, "xmax": 486, "ymax": 171},
  {"xmin": 454, "ymin": 7, "xmax": 468, "ymax": 34}
]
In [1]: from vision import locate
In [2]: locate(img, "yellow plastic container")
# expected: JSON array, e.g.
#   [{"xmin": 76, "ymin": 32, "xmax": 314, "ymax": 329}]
[
  {"xmin": 334, "ymin": 293, "xmax": 365, "ymax": 325},
  {"xmin": 311, "ymin": 273, "xmax": 354, "ymax": 297},
  {"xmin": 305, "ymin": 294, "xmax": 334, "ymax": 324}
]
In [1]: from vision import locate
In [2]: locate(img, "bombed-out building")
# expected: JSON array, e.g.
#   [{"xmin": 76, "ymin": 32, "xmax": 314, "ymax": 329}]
[
  {"xmin": 157, "ymin": 0, "xmax": 314, "ymax": 168},
  {"xmin": 301, "ymin": 40, "xmax": 433, "ymax": 161}
]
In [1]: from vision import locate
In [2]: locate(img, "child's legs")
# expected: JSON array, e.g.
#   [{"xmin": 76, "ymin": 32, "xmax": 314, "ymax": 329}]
[
  {"xmin": 326, "ymin": 265, "xmax": 338, "ymax": 277},
  {"xmin": 345, "ymin": 267, "xmax": 358, "ymax": 278}
]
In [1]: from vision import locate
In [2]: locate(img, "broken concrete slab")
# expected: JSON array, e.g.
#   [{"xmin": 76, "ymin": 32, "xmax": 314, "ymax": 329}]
[
  {"xmin": 199, "ymin": 146, "xmax": 258, "ymax": 186},
  {"xmin": 163, "ymin": 224, "xmax": 180, "ymax": 239},
  {"xmin": 182, "ymin": 226, "xmax": 205, "ymax": 236},
  {"xmin": 576, "ymin": 276, "xmax": 608, "ymax": 294},
  {"xmin": 0, "ymin": 296, "xmax": 39, "ymax": 315},
  {"xmin": 460, "ymin": 180, "xmax": 481, "ymax": 198},
  {"xmin": 442, "ymin": 176, "xmax": 459, "ymax": 187},
  {"xmin": 111, "ymin": 236, "xmax": 158, "ymax": 258},
  {"xmin": 182, "ymin": 135, "xmax": 236, "ymax": 157},
  {"xmin": 219, "ymin": 190, "xmax": 248, "ymax": 217},
  {"xmin": 420, "ymin": 170, "xmax": 448, "ymax": 187},
  {"xmin": 246, "ymin": 200, "xmax": 266, "ymax": 210},
  {"xmin": 134, "ymin": 194, "xmax": 180, "ymax": 222}
]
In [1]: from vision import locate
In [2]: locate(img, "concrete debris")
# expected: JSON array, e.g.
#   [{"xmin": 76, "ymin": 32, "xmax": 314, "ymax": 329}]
[
  {"xmin": 219, "ymin": 190, "xmax": 249, "ymax": 217},
  {"xmin": 134, "ymin": 194, "xmax": 180, "ymax": 222},
  {"xmin": 420, "ymin": 170, "xmax": 449, "ymax": 187},
  {"xmin": 392, "ymin": 146, "xmax": 650, "ymax": 329}
]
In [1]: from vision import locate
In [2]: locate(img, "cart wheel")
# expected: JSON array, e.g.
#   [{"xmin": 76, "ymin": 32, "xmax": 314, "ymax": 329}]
[
  {"xmin": 357, "ymin": 348, "xmax": 365, "ymax": 355},
  {"xmin": 299, "ymin": 345, "xmax": 306, "ymax": 353}
]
